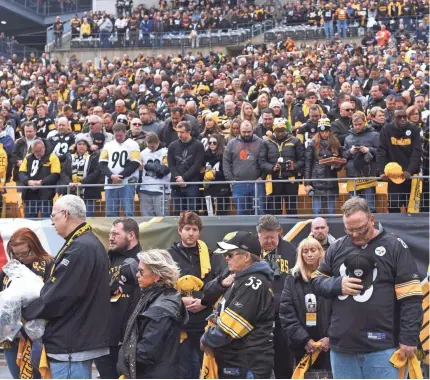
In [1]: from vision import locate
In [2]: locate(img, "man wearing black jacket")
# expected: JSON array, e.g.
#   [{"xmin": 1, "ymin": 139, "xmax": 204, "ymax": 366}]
[
  {"xmin": 22, "ymin": 195, "xmax": 110, "ymax": 379},
  {"xmin": 331, "ymin": 101, "xmax": 353, "ymax": 146},
  {"xmin": 95, "ymin": 217, "xmax": 141, "ymax": 379},
  {"xmin": 167, "ymin": 121, "xmax": 205, "ymax": 215},
  {"xmin": 168, "ymin": 212, "xmax": 225, "ymax": 379},
  {"xmin": 377, "ymin": 109, "xmax": 422, "ymax": 213},
  {"xmin": 312, "ymin": 197, "xmax": 422, "ymax": 379},
  {"xmin": 256, "ymin": 215, "xmax": 296, "ymax": 379}
]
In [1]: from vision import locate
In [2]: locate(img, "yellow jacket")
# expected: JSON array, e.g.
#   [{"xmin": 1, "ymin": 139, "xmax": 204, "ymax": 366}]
[{"xmin": 80, "ymin": 23, "xmax": 91, "ymax": 36}]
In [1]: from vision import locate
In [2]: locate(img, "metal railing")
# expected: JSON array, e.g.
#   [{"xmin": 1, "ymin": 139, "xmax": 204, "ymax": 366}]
[
  {"xmin": 62, "ymin": 19, "xmax": 275, "ymax": 50},
  {"xmin": 2, "ymin": 176, "xmax": 428, "ymax": 218},
  {"xmin": 0, "ymin": 39, "xmax": 37, "ymax": 60},
  {"xmin": 5, "ymin": 0, "xmax": 91, "ymax": 16},
  {"xmin": 264, "ymin": 15, "xmax": 427, "ymax": 42}
]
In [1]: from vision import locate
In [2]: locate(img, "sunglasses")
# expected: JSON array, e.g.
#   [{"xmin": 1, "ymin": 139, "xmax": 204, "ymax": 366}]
[
  {"xmin": 10, "ymin": 249, "xmax": 33, "ymax": 258},
  {"xmin": 132, "ymin": 123, "xmax": 142, "ymax": 126},
  {"xmin": 222, "ymin": 251, "xmax": 244, "ymax": 259},
  {"xmin": 343, "ymin": 108, "xmax": 354, "ymax": 112},
  {"xmin": 395, "ymin": 115, "xmax": 407, "ymax": 119},
  {"xmin": 88, "ymin": 122, "xmax": 99, "ymax": 125},
  {"xmin": 209, "ymin": 141, "xmax": 217, "ymax": 145}
]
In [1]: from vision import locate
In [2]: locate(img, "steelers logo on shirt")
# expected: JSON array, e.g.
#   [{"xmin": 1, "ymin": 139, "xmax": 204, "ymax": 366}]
[
  {"xmin": 375, "ymin": 246, "xmax": 386, "ymax": 257},
  {"xmin": 405, "ymin": 130, "xmax": 411, "ymax": 136}
]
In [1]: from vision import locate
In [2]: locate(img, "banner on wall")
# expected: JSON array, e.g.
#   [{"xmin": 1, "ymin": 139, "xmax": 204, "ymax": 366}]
[{"xmin": 0, "ymin": 214, "xmax": 429, "ymax": 279}]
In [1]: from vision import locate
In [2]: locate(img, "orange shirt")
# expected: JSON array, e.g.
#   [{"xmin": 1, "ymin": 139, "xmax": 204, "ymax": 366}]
[{"xmin": 376, "ymin": 30, "xmax": 390, "ymax": 46}]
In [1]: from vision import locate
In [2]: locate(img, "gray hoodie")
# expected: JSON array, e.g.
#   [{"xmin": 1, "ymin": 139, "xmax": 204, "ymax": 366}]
[{"xmin": 223, "ymin": 135, "xmax": 263, "ymax": 182}]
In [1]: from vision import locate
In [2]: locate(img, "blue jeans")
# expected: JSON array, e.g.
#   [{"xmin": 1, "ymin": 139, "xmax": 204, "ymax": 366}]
[
  {"xmin": 232, "ymin": 183, "xmax": 265, "ymax": 216},
  {"xmin": 330, "ymin": 348, "xmax": 398, "ymax": 379},
  {"xmin": 105, "ymin": 185, "xmax": 135, "ymax": 217},
  {"xmin": 312, "ymin": 195, "xmax": 337, "ymax": 215},
  {"xmin": 49, "ymin": 359, "xmax": 93, "ymax": 379},
  {"xmin": 4, "ymin": 341, "xmax": 20, "ymax": 379},
  {"xmin": 179, "ymin": 333, "xmax": 203, "ymax": 379},
  {"xmin": 100, "ymin": 31, "xmax": 110, "ymax": 48},
  {"xmin": 171, "ymin": 184, "xmax": 200, "ymax": 216},
  {"xmin": 24, "ymin": 200, "xmax": 52, "ymax": 218},
  {"xmin": 349, "ymin": 187, "xmax": 376, "ymax": 213},
  {"xmin": 324, "ymin": 20, "xmax": 334, "ymax": 38},
  {"xmin": 337, "ymin": 19, "xmax": 348, "ymax": 37},
  {"xmin": 84, "ymin": 199, "xmax": 96, "ymax": 217}
]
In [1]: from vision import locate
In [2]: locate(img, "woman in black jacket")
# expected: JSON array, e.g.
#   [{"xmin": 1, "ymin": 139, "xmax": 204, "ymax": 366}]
[
  {"xmin": 304, "ymin": 118, "xmax": 341, "ymax": 215},
  {"xmin": 118, "ymin": 249, "xmax": 187, "ymax": 379},
  {"xmin": 202, "ymin": 133, "xmax": 230, "ymax": 215},
  {"xmin": 279, "ymin": 237, "xmax": 331, "ymax": 371},
  {"xmin": 57, "ymin": 133, "xmax": 104, "ymax": 216}
]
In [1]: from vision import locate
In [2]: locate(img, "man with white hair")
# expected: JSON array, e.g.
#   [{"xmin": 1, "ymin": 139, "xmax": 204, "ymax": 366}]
[{"xmin": 23, "ymin": 195, "xmax": 111, "ymax": 379}]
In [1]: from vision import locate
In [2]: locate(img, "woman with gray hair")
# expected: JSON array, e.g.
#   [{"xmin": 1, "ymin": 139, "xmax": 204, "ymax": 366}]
[{"xmin": 117, "ymin": 249, "xmax": 187, "ymax": 379}]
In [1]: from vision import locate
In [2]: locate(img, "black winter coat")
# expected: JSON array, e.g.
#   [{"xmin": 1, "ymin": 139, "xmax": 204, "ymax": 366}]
[
  {"xmin": 203, "ymin": 150, "xmax": 230, "ymax": 197},
  {"xmin": 343, "ymin": 127, "xmax": 379, "ymax": 177},
  {"xmin": 259, "ymin": 136, "xmax": 305, "ymax": 178},
  {"xmin": 305, "ymin": 139, "xmax": 339, "ymax": 195},
  {"xmin": 279, "ymin": 273, "xmax": 332, "ymax": 350},
  {"xmin": 331, "ymin": 116, "xmax": 352, "ymax": 145},
  {"xmin": 22, "ymin": 225, "xmax": 111, "ymax": 354}
]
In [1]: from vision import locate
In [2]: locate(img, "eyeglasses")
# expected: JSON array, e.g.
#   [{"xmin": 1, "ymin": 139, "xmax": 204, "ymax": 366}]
[
  {"xmin": 343, "ymin": 109, "xmax": 354, "ymax": 112},
  {"xmin": 395, "ymin": 115, "xmax": 407, "ymax": 119},
  {"xmin": 344, "ymin": 220, "xmax": 370, "ymax": 236},
  {"xmin": 223, "ymin": 251, "xmax": 244, "ymax": 259},
  {"xmin": 11, "ymin": 249, "xmax": 33, "ymax": 258},
  {"xmin": 209, "ymin": 141, "xmax": 218, "ymax": 145},
  {"xmin": 50, "ymin": 210, "xmax": 65, "ymax": 220}
]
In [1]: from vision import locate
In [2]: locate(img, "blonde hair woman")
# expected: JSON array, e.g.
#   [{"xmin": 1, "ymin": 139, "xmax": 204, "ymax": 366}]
[
  {"xmin": 279, "ymin": 237, "xmax": 332, "ymax": 371},
  {"xmin": 117, "ymin": 249, "xmax": 186, "ymax": 379},
  {"xmin": 240, "ymin": 102, "xmax": 258, "ymax": 130}
]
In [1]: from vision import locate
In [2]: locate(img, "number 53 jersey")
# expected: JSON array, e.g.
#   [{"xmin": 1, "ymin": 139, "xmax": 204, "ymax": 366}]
[{"xmin": 99, "ymin": 138, "xmax": 140, "ymax": 189}]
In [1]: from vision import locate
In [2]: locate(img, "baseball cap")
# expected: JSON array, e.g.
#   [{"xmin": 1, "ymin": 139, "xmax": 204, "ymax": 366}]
[
  {"xmin": 344, "ymin": 252, "xmax": 376, "ymax": 290},
  {"xmin": 384, "ymin": 162, "xmax": 405, "ymax": 184},
  {"xmin": 215, "ymin": 231, "xmax": 261, "ymax": 256}
]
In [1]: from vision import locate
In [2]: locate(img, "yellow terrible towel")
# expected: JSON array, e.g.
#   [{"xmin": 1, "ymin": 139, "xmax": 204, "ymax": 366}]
[
  {"xmin": 389, "ymin": 349, "xmax": 423, "ymax": 379},
  {"xmin": 198, "ymin": 240, "xmax": 211, "ymax": 279},
  {"xmin": 292, "ymin": 342, "xmax": 323, "ymax": 379}
]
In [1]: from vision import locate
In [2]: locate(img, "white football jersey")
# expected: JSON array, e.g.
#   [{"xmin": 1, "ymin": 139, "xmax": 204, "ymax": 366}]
[{"xmin": 99, "ymin": 138, "xmax": 140, "ymax": 189}]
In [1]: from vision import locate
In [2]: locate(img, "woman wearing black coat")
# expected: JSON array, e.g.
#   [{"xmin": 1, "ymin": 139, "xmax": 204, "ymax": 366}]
[
  {"xmin": 117, "ymin": 249, "xmax": 187, "ymax": 379},
  {"xmin": 304, "ymin": 118, "xmax": 341, "ymax": 215},
  {"xmin": 202, "ymin": 133, "xmax": 231, "ymax": 215},
  {"xmin": 279, "ymin": 237, "xmax": 331, "ymax": 371},
  {"xmin": 57, "ymin": 133, "xmax": 104, "ymax": 216}
]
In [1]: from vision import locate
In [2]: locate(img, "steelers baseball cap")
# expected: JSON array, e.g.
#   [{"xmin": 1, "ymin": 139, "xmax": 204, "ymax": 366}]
[
  {"xmin": 344, "ymin": 252, "xmax": 377, "ymax": 290},
  {"xmin": 215, "ymin": 231, "xmax": 261, "ymax": 256},
  {"xmin": 384, "ymin": 162, "xmax": 405, "ymax": 184}
]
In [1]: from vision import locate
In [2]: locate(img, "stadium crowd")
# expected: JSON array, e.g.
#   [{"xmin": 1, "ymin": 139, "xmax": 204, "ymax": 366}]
[
  {"xmin": 1, "ymin": 5, "xmax": 429, "ymax": 218},
  {"xmin": 0, "ymin": 200, "xmax": 426, "ymax": 379}
]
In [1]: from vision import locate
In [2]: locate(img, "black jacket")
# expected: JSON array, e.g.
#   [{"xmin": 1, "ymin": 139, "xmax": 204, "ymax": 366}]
[
  {"xmin": 168, "ymin": 242, "xmax": 226, "ymax": 333},
  {"xmin": 22, "ymin": 224, "xmax": 111, "ymax": 354},
  {"xmin": 331, "ymin": 116, "xmax": 352, "ymax": 145},
  {"xmin": 108, "ymin": 244, "xmax": 141, "ymax": 346},
  {"xmin": 259, "ymin": 136, "xmax": 305, "ymax": 178},
  {"xmin": 118, "ymin": 288, "xmax": 187, "ymax": 378},
  {"xmin": 57, "ymin": 152, "xmax": 104, "ymax": 199},
  {"xmin": 377, "ymin": 123, "xmax": 422, "ymax": 175},
  {"xmin": 19, "ymin": 152, "xmax": 61, "ymax": 201},
  {"xmin": 280, "ymin": 272, "xmax": 331, "ymax": 349},
  {"xmin": 343, "ymin": 127, "xmax": 380, "ymax": 177},
  {"xmin": 167, "ymin": 138, "xmax": 205, "ymax": 182},
  {"xmin": 11, "ymin": 137, "xmax": 31, "ymax": 182},
  {"xmin": 203, "ymin": 150, "xmax": 230, "ymax": 196},
  {"xmin": 158, "ymin": 117, "xmax": 200, "ymax": 147},
  {"xmin": 304, "ymin": 139, "xmax": 339, "ymax": 195}
]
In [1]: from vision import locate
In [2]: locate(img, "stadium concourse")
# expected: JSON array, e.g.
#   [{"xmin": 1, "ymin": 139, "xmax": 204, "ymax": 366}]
[{"xmin": 0, "ymin": 0, "xmax": 429, "ymax": 379}]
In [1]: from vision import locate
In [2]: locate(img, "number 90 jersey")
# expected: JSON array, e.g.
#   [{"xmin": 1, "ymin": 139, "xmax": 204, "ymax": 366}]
[{"xmin": 99, "ymin": 138, "xmax": 140, "ymax": 189}]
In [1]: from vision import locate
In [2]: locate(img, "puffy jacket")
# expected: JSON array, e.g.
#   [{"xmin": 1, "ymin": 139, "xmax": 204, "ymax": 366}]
[
  {"xmin": 304, "ymin": 139, "xmax": 339, "ymax": 195},
  {"xmin": 343, "ymin": 127, "xmax": 380, "ymax": 177},
  {"xmin": 260, "ymin": 136, "xmax": 305, "ymax": 178},
  {"xmin": 203, "ymin": 150, "xmax": 230, "ymax": 197},
  {"xmin": 22, "ymin": 225, "xmax": 110, "ymax": 354},
  {"xmin": 279, "ymin": 272, "xmax": 331, "ymax": 350}
]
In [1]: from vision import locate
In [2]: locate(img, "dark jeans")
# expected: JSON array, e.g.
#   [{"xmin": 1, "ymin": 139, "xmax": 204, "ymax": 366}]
[
  {"xmin": 4, "ymin": 341, "xmax": 20, "ymax": 379},
  {"xmin": 179, "ymin": 332, "xmax": 204, "ymax": 379},
  {"xmin": 84, "ymin": 199, "xmax": 96, "ymax": 217},
  {"xmin": 266, "ymin": 181, "xmax": 299, "ymax": 215},
  {"xmin": 388, "ymin": 180, "xmax": 412, "ymax": 213},
  {"xmin": 171, "ymin": 184, "xmax": 200, "ymax": 216},
  {"xmin": 94, "ymin": 346, "xmax": 120, "ymax": 379},
  {"xmin": 274, "ymin": 319, "xmax": 294, "ymax": 379},
  {"xmin": 24, "ymin": 199, "xmax": 52, "ymax": 218}
]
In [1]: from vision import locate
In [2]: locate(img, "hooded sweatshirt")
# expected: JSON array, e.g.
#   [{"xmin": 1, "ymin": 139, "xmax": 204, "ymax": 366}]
[{"xmin": 223, "ymin": 134, "xmax": 263, "ymax": 181}]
